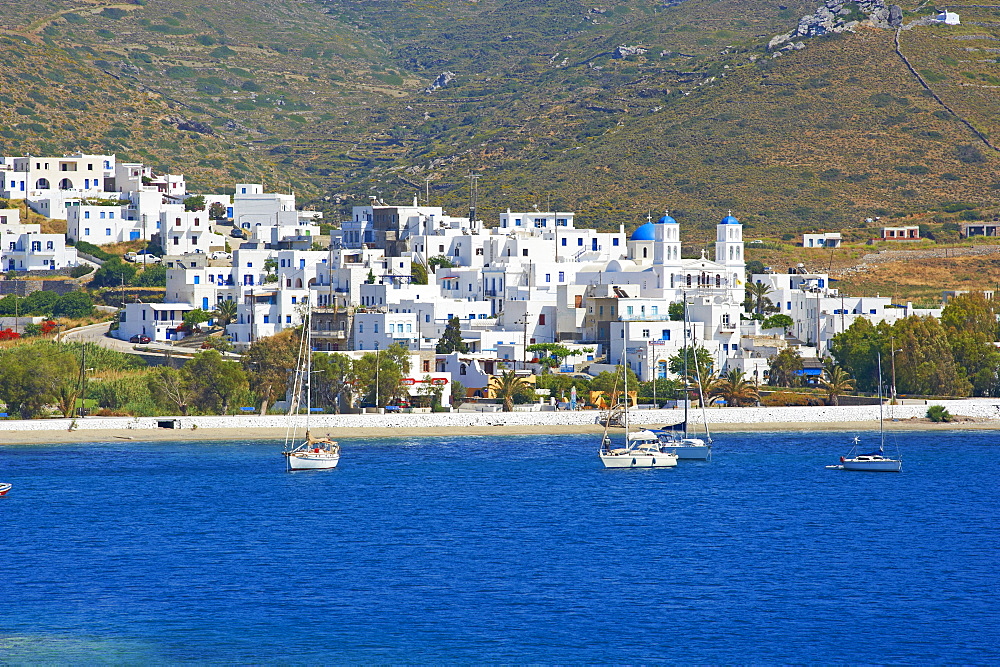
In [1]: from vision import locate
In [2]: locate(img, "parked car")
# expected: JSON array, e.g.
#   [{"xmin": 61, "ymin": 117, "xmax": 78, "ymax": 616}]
[
  {"xmin": 210, "ymin": 251, "xmax": 232, "ymax": 260},
  {"xmin": 123, "ymin": 251, "xmax": 137, "ymax": 262},
  {"xmin": 129, "ymin": 335, "xmax": 151, "ymax": 344},
  {"xmin": 136, "ymin": 252, "xmax": 161, "ymax": 264},
  {"xmin": 230, "ymin": 228, "xmax": 246, "ymax": 238}
]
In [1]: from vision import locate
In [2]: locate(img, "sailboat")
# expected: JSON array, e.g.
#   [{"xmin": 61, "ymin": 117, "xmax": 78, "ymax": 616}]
[
  {"xmin": 283, "ymin": 300, "xmax": 340, "ymax": 471},
  {"xmin": 599, "ymin": 364, "xmax": 678, "ymax": 468},
  {"xmin": 828, "ymin": 352, "xmax": 901, "ymax": 472},
  {"xmin": 654, "ymin": 291, "xmax": 712, "ymax": 460},
  {"xmin": 0, "ymin": 482, "xmax": 11, "ymax": 496}
]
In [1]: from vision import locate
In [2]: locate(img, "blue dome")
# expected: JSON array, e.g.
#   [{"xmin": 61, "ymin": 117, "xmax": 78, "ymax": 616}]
[
  {"xmin": 720, "ymin": 214, "xmax": 740, "ymax": 225},
  {"xmin": 657, "ymin": 213, "xmax": 677, "ymax": 224},
  {"xmin": 630, "ymin": 222, "xmax": 655, "ymax": 241}
]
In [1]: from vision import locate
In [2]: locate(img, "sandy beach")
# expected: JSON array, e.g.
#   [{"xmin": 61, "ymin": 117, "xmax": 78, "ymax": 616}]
[{"xmin": 1, "ymin": 402, "xmax": 999, "ymax": 445}]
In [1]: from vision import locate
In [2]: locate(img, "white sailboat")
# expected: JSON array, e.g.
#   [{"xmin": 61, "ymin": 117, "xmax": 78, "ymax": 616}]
[
  {"xmin": 828, "ymin": 352, "xmax": 901, "ymax": 472},
  {"xmin": 655, "ymin": 291, "xmax": 712, "ymax": 460},
  {"xmin": 599, "ymin": 365, "xmax": 678, "ymax": 469},
  {"xmin": 283, "ymin": 301, "xmax": 340, "ymax": 471}
]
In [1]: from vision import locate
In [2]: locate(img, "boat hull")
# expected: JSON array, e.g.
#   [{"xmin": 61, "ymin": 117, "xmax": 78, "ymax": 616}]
[
  {"xmin": 0, "ymin": 482, "xmax": 10, "ymax": 496},
  {"xmin": 285, "ymin": 451, "xmax": 340, "ymax": 470},
  {"xmin": 841, "ymin": 458, "xmax": 901, "ymax": 472},
  {"xmin": 672, "ymin": 445, "xmax": 711, "ymax": 460},
  {"xmin": 600, "ymin": 452, "xmax": 678, "ymax": 468}
]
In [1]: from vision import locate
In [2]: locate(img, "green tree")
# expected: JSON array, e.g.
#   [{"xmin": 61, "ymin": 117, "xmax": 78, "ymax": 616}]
[
  {"xmin": 353, "ymin": 343, "xmax": 411, "ymax": 406},
  {"xmin": 242, "ymin": 328, "xmax": 300, "ymax": 414},
  {"xmin": 436, "ymin": 316, "xmax": 468, "ymax": 353},
  {"xmin": 148, "ymin": 366, "xmax": 193, "ymax": 415},
  {"xmin": 489, "ymin": 370, "xmax": 532, "ymax": 411},
  {"xmin": 183, "ymin": 194, "xmax": 206, "ymax": 211},
  {"xmin": 427, "ymin": 255, "xmax": 455, "ymax": 271},
  {"xmin": 526, "ymin": 343, "xmax": 594, "ymax": 372},
  {"xmin": 23, "ymin": 290, "xmax": 59, "ymax": 315},
  {"xmin": 90, "ymin": 257, "xmax": 137, "ymax": 288},
  {"xmin": 829, "ymin": 318, "xmax": 891, "ymax": 392},
  {"xmin": 411, "ymin": 262, "xmax": 428, "ymax": 285},
  {"xmin": 311, "ymin": 352, "xmax": 354, "ymax": 413},
  {"xmin": 820, "ymin": 365, "xmax": 855, "ymax": 406},
  {"xmin": 450, "ymin": 379, "xmax": 467, "ymax": 406},
  {"xmin": 668, "ymin": 301, "xmax": 685, "ymax": 321},
  {"xmin": 208, "ymin": 201, "xmax": 228, "ymax": 219},
  {"xmin": 762, "ymin": 313, "xmax": 794, "ymax": 332},
  {"xmin": 891, "ymin": 316, "xmax": 971, "ymax": 397},
  {"xmin": 133, "ymin": 263, "xmax": 167, "ymax": 287},
  {"xmin": 182, "ymin": 308, "xmax": 210, "ymax": 333},
  {"xmin": 668, "ymin": 346, "xmax": 714, "ymax": 384},
  {"xmin": 184, "ymin": 349, "xmax": 247, "ymax": 414},
  {"xmin": 709, "ymin": 368, "xmax": 760, "ymax": 406},
  {"xmin": 769, "ymin": 348, "xmax": 804, "ymax": 387},
  {"xmin": 212, "ymin": 299, "xmax": 238, "ymax": 326},
  {"xmin": 54, "ymin": 291, "xmax": 95, "ymax": 318},
  {"xmin": 0, "ymin": 342, "xmax": 80, "ymax": 418},
  {"xmin": 940, "ymin": 292, "xmax": 1000, "ymax": 396},
  {"xmin": 745, "ymin": 281, "xmax": 775, "ymax": 316}
]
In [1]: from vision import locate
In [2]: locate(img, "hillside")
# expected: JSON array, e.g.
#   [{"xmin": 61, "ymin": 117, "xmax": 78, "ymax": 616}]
[{"xmin": 0, "ymin": 0, "xmax": 998, "ymax": 239}]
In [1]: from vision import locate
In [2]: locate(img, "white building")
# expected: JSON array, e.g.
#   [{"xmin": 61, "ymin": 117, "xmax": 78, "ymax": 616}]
[
  {"xmin": 802, "ymin": 232, "xmax": 841, "ymax": 248},
  {"xmin": 0, "ymin": 153, "xmax": 115, "ymax": 219},
  {"xmin": 1, "ymin": 231, "xmax": 79, "ymax": 272}
]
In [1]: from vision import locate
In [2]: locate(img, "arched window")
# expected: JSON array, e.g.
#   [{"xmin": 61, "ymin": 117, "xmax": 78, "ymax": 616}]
[
  {"xmin": 58, "ymin": 178, "xmax": 73, "ymax": 190},
  {"xmin": 642, "ymin": 247, "xmax": 648, "ymax": 259},
  {"xmin": 46, "ymin": 241, "xmax": 54, "ymax": 250},
  {"xmin": 686, "ymin": 274, "xmax": 691, "ymax": 287},
  {"xmin": 35, "ymin": 178, "xmax": 50, "ymax": 189},
  {"xmin": 460, "ymin": 364, "xmax": 467, "ymax": 375}
]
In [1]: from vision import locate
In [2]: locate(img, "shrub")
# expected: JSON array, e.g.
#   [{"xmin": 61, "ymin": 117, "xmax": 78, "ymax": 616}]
[
  {"xmin": 760, "ymin": 391, "xmax": 813, "ymax": 407},
  {"xmin": 927, "ymin": 405, "xmax": 954, "ymax": 422},
  {"xmin": 70, "ymin": 264, "xmax": 93, "ymax": 279}
]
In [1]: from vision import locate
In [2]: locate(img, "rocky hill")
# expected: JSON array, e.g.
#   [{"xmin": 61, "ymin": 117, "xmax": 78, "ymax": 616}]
[{"xmin": 0, "ymin": 0, "xmax": 997, "ymax": 238}]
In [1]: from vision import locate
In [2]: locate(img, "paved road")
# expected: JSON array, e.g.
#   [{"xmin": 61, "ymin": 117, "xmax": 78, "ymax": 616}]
[{"xmin": 61, "ymin": 321, "xmax": 183, "ymax": 357}]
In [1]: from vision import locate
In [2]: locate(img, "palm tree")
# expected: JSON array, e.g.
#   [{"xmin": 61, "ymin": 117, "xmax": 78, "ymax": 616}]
[
  {"xmin": 745, "ymin": 281, "xmax": 773, "ymax": 316},
  {"xmin": 212, "ymin": 299, "xmax": 238, "ymax": 327},
  {"xmin": 489, "ymin": 370, "xmax": 532, "ymax": 411},
  {"xmin": 820, "ymin": 365, "xmax": 855, "ymax": 406},
  {"xmin": 709, "ymin": 368, "xmax": 760, "ymax": 407}
]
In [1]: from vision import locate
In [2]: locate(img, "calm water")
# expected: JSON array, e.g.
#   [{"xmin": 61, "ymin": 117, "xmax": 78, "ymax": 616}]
[{"xmin": 1, "ymin": 429, "xmax": 998, "ymax": 663}]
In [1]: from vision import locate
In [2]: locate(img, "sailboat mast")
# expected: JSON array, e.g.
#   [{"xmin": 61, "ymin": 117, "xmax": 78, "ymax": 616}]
[
  {"xmin": 877, "ymin": 350, "xmax": 884, "ymax": 451},
  {"xmin": 623, "ymin": 362, "xmax": 629, "ymax": 433},
  {"xmin": 682, "ymin": 290, "xmax": 688, "ymax": 439},
  {"xmin": 305, "ymin": 301, "xmax": 312, "ymax": 432}
]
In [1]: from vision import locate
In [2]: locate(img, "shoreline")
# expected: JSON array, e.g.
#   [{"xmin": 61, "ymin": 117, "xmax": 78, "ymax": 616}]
[{"xmin": 1, "ymin": 413, "xmax": 999, "ymax": 445}]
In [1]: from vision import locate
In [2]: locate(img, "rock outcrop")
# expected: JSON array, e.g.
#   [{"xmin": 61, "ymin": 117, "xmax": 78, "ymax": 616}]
[
  {"xmin": 424, "ymin": 71, "xmax": 455, "ymax": 93},
  {"xmin": 769, "ymin": 0, "xmax": 903, "ymax": 51}
]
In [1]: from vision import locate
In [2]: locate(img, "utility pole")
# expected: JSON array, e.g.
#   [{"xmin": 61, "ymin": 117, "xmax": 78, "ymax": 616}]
[
  {"xmin": 374, "ymin": 340, "xmax": 380, "ymax": 410},
  {"xmin": 890, "ymin": 333, "xmax": 898, "ymax": 407}
]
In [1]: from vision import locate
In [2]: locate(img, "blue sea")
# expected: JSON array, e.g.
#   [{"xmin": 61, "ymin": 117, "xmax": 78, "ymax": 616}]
[{"xmin": 1, "ymin": 429, "xmax": 998, "ymax": 663}]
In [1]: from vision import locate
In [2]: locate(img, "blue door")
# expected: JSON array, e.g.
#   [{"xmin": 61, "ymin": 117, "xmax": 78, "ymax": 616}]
[
  {"xmin": 202, "ymin": 297, "xmax": 209, "ymax": 310},
  {"xmin": 129, "ymin": 231, "xmax": 140, "ymax": 241}
]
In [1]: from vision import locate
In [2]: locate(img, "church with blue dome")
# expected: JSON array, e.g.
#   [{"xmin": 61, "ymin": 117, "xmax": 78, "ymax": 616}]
[{"xmin": 624, "ymin": 211, "xmax": 744, "ymax": 301}]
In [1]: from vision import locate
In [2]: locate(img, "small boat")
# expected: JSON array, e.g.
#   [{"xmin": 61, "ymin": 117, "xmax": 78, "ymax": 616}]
[
  {"xmin": 0, "ymin": 482, "xmax": 11, "ymax": 496},
  {"xmin": 650, "ymin": 426, "xmax": 712, "ymax": 460},
  {"xmin": 829, "ymin": 353, "xmax": 900, "ymax": 472},
  {"xmin": 283, "ymin": 300, "xmax": 340, "ymax": 471},
  {"xmin": 652, "ymin": 291, "xmax": 714, "ymax": 461},
  {"xmin": 599, "ymin": 367, "xmax": 678, "ymax": 469}
]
